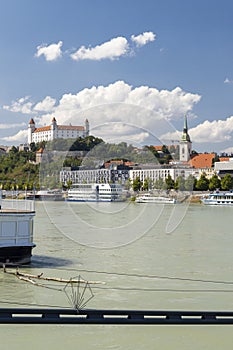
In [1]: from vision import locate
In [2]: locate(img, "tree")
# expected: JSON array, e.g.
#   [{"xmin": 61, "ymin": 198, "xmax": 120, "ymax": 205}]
[
  {"xmin": 221, "ymin": 174, "xmax": 233, "ymax": 191},
  {"xmin": 124, "ymin": 178, "xmax": 132, "ymax": 191},
  {"xmin": 209, "ymin": 174, "xmax": 221, "ymax": 191},
  {"xmin": 143, "ymin": 178, "xmax": 152, "ymax": 191},
  {"xmin": 185, "ymin": 175, "xmax": 197, "ymax": 191},
  {"xmin": 132, "ymin": 176, "xmax": 143, "ymax": 192},
  {"xmin": 154, "ymin": 177, "xmax": 164, "ymax": 190},
  {"xmin": 165, "ymin": 174, "xmax": 174, "ymax": 190},
  {"xmin": 174, "ymin": 176, "xmax": 185, "ymax": 191},
  {"xmin": 196, "ymin": 174, "xmax": 209, "ymax": 191},
  {"xmin": 212, "ymin": 154, "xmax": 219, "ymax": 166}
]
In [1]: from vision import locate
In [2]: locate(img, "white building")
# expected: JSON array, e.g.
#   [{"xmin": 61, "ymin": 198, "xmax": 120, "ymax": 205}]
[
  {"xmin": 60, "ymin": 167, "xmax": 130, "ymax": 185},
  {"xmin": 28, "ymin": 117, "xmax": 89, "ymax": 144},
  {"xmin": 60, "ymin": 168, "xmax": 112, "ymax": 185},
  {"xmin": 129, "ymin": 167, "xmax": 194, "ymax": 185},
  {"xmin": 214, "ymin": 158, "xmax": 233, "ymax": 177}
]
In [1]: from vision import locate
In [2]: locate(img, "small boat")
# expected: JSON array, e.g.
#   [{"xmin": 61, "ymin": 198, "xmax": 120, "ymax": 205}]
[
  {"xmin": 0, "ymin": 197, "xmax": 36, "ymax": 264},
  {"xmin": 67, "ymin": 183, "xmax": 124, "ymax": 202},
  {"xmin": 201, "ymin": 191, "xmax": 233, "ymax": 205},
  {"xmin": 135, "ymin": 194, "xmax": 176, "ymax": 204},
  {"xmin": 26, "ymin": 189, "xmax": 64, "ymax": 201}
]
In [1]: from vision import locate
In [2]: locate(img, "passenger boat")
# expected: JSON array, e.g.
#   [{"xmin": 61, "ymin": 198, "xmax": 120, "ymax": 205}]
[
  {"xmin": 0, "ymin": 197, "xmax": 36, "ymax": 264},
  {"xmin": 201, "ymin": 191, "xmax": 233, "ymax": 205},
  {"xmin": 67, "ymin": 183, "xmax": 123, "ymax": 202},
  {"xmin": 135, "ymin": 194, "xmax": 176, "ymax": 204}
]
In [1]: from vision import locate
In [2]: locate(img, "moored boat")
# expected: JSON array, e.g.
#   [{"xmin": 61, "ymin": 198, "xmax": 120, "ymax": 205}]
[
  {"xmin": 201, "ymin": 191, "xmax": 233, "ymax": 205},
  {"xmin": 26, "ymin": 189, "xmax": 64, "ymax": 201},
  {"xmin": 135, "ymin": 194, "xmax": 177, "ymax": 204},
  {"xmin": 0, "ymin": 197, "xmax": 36, "ymax": 264},
  {"xmin": 67, "ymin": 183, "xmax": 124, "ymax": 202}
]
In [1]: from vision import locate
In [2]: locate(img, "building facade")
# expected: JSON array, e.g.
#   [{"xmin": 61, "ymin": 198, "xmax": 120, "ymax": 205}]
[
  {"xmin": 28, "ymin": 117, "xmax": 89, "ymax": 144},
  {"xmin": 60, "ymin": 168, "xmax": 130, "ymax": 185},
  {"xmin": 129, "ymin": 167, "xmax": 194, "ymax": 185},
  {"xmin": 214, "ymin": 158, "xmax": 233, "ymax": 178}
]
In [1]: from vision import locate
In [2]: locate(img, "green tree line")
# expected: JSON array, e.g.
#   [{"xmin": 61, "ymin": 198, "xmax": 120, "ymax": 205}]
[{"xmin": 131, "ymin": 173, "xmax": 233, "ymax": 192}]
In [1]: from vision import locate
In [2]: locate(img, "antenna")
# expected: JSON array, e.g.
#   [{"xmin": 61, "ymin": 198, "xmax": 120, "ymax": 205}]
[{"xmin": 63, "ymin": 275, "xmax": 94, "ymax": 311}]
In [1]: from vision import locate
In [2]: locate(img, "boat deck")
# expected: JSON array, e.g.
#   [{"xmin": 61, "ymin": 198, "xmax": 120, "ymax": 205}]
[{"xmin": 0, "ymin": 209, "xmax": 35, "ymax": 214}]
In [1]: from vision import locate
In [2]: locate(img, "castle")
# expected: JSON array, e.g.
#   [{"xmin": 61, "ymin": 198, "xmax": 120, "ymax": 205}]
[{"xmin": 28, "ymin": 117, "xmax": 89, "ymax": 144}]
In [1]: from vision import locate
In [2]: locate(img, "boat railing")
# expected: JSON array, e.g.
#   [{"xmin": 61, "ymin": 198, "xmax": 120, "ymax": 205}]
[{"xmin": 0, "ymin": 198, "xmax": 35, "ymax": 212}]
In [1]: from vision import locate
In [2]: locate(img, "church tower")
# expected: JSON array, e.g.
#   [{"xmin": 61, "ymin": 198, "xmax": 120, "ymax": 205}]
[{"xmin": 179, "ymin": 114, "xmax": 192, "ymax": 162}]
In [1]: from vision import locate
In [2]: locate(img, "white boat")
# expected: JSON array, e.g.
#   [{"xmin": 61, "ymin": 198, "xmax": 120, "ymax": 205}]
[
  {"xmin": 201, "ymin": 191, "xmax": 233, "ymax": 205},
  {"xmin": 67, "ymin": 183, "xmax": 123, "ymax": 202},
  {"xmin": 0, "ymin": 197, "xmax": 36, "ymax": 264},
  {"xmin": 26, "ymin": 189, "xmax": 64, "ymax": 201},
  {"xmin": 135, "ymin": 194, "xmax": 176, "ymax": 204}
]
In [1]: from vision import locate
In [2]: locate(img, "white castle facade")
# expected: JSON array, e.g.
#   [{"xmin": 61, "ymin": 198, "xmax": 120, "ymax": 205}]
[{"xmin": 28, "ymin": 117, "xmax": 89, "ymax": 144}]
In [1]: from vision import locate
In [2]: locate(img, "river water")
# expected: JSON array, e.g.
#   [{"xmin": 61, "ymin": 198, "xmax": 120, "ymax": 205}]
[{"xmin": 1, "ymin": 200, "xmax": 233, "ymax": 349}]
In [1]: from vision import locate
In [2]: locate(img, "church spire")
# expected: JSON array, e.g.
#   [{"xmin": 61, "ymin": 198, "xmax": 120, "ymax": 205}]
[
  {"xmin": 181, "ymin": 114, "xmax": 191, "ymax": 142},
  {"xmin": 179, "ymin": 114, "xmax": 192, "ymax": 162}
]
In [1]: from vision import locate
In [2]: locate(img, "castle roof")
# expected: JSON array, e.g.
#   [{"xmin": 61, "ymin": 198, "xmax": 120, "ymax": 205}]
[
  {"xmin": 34, "ymin": 126, "xmax": 51, "ymax": 133},
  {"xmin": 29, "ymin": 118, "xmax": 35, "ymax": 125},
  {"xmin": 33, "ymin": 125, "xmax": 85, "ymax": 133},
  {"xmin": 57, "ymin": 125, "xmax": 84, "ymax": 131}
]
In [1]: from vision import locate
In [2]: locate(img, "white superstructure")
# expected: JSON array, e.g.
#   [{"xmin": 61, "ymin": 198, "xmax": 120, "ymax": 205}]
[
  {"xmin": 0, "ymin": 198, "xmax": 36, "ymax": 264},
  {"xmin": 201, "ymin": 192, "xmax": 233, "ymax": 205},
  {"xmin": 67, "ymin": 183, "xmax": 123, "ymax": 202},
  {"xmin": 135, "ymin": 194, "xmax": 176, "ymax": 204}
]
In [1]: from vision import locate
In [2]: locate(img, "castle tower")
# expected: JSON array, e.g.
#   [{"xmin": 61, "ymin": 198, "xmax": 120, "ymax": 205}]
[
  {"xmin": 50, "ymin": 117, "xmax": 57, "ymax": 140},
  {"xmin": 179, "ymin": 114, "xmax": 192, "ymax": 162},
  {"xmin": 28, "ymin": 118, "xmax": 35, "ymax": 144},
  {"xmin": 85, "ymin": 118, "xmax": 89, "ymax": 137}
]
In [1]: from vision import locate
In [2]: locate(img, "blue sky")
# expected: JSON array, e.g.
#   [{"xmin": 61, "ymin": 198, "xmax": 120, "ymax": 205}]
[{"xmin": 1, "ymin": 0, "xmax": 233, "ymax": 153}]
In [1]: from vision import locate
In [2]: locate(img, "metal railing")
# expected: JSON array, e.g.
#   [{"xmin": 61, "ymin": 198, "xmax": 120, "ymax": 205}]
[
  {"xmin": 0, "ymin": 199, "xmax": 35, "ymax": 212},
  {"xmin": 0, "ymin": 308, "xmax": 233, "ymax": 324}
]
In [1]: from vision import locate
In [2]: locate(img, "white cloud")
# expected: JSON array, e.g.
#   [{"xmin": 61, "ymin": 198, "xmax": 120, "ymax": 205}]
[
  {"xmin": 70, "ymin": 37, "xmax": 129, "ymax": 61},
  {"xmin": 4, "ymin": 81, "xmax": 201, "ymax": 145},
  {"xmin": 162, "ymin": 116, "xmax": 233, "ymax": 144},
  {"xmin": 1, "ymin": 129, "xmax": 27, "ymax": 142},
  {"xmin": 34, "ymin": 96, "xmax": 56, "ymax": 112},
  {"xmin": 3, "ymin": 96, "xmax": 34, "ymax": 114},
  {"xmin": 131, "ymin": 31, "xmax": 156, "ymax": 47},
  {"xmin": 224, "ymin": 77, "xmax": 233, "ymax": 84},
  {"xmin": 35, "ymin": 32, "xmax": 156, "ymax": 63},
  {"xmin": 34, "ymin": 81, "xmax": 200, "ymax": 144},
  {"xmin": 35, "ymin": 41, "xmax": 63, "ymax": 61},
  {"xmin": 0, "ymin": 123, "xmax": 26, "ymax": 129},
  {"xmin": 189, "ymin": 117, "xmax": 233, "ymax": 143},
  {"xmin": 220, "ymin": 147, "xmax": 233, "ymax": 154},
  {"xmin": 3, "ymin": 95, "xmax": 56, "ymax": 115}
]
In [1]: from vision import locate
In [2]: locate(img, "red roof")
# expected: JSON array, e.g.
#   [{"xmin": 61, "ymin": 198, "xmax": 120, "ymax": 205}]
[
  {"xmin": 219, "ymin": 157, "xmax": 230, "ymax": 162},
  {"xmin": 29, "ymin": 118, "xmax": 35, "ymax": 124},
  {"xmin": 153, "ymin": 145, "xmax": 163, "ymax": 151},
  {"xmin": 189, "ymin": 153, "xmax": 215, "ymax": 168},
  {"xmin": 33, "ymin": 125, "xmax": 84, "ymax": 133},
  {"xmin": 57, "ymin": 125, "xmax": 84, "ymax": 131},
  {"xmin": 34, "ymin": 126, "xmax": 51, "ymax": 133}
]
